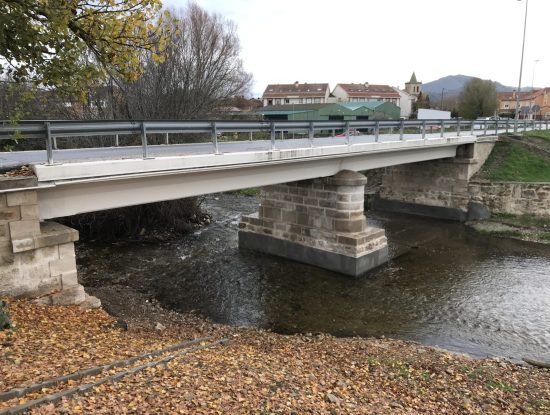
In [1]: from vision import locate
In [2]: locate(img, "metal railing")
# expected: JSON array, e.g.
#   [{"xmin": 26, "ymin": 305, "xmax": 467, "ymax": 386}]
[{"xmin": 0, "ymin": 118, "xmax": 547, "ymax": 165}]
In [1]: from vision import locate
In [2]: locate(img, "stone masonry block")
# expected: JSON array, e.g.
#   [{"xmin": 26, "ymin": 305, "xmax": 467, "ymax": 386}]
[
  {"xmin": 336, "ymin": 201, "xmax": 364, "ymax": 212},
  {"xmin": 61, "ymin": 271, "xmax": 79, "ymax": 288},
  {"xmin": 6, "ymin": 191, "xmax": 38, "ymax": 207},
  {"xmin": 20, "ymin": 205, "xmax": 39, "ymax": 220},
  {"xmin": 46, "ymin": 285, "xmax": 86, "ymax": 306},
  {"xmin": 36, "ymin": 275, "xmax": 63, "ymax": 296},
  {"xmin": 0, "ymin": 240, "xmax": 14, "ymax": 263},
  {"xmin": 58, "ymin": 242, "xmax": 76, "ymax": 258},
  {"xmin": 0, "ymin": 194, "xmax": 6, "ymax": 208},
  {"xmin": 0, "ymin": 206, "xmax": 21, "ymax": 221},
  {"xmin": 9, "ymin": 220, "xmax": 40, "ymax": 239},
  {"xmin": 333, "ymin": 218, "xmax": 366, "ymax": 233},
  {"xmin": 12, "ymin": 238, "xmax": 35, "ymax": 253},
  {"xmin": 49, "ymin": 256, "xmax": 77, "ymax": 277},
  {"xmin": 0, "ymin": 222, "xmax": 9, "ymax": 239},
  {"xmin": 260, "ymin": 206, "xmax": 282, "ymax": 221}
]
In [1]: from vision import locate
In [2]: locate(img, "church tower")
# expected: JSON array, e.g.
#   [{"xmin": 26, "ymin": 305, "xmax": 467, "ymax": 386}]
[{"xmin": 405, "ymin": 72, "xmax": 422, "ymax": 97}]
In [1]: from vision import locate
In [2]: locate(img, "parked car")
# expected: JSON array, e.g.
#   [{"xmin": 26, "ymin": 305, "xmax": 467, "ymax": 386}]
[{"xmin": 335, "ymin": 128, "xmax": 362, "ymax": 137}]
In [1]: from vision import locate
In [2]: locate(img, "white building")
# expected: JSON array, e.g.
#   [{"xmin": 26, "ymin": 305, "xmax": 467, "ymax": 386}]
[{"xmin": 262, "ymin": 82, "xmax": 330, "ymax": 106}]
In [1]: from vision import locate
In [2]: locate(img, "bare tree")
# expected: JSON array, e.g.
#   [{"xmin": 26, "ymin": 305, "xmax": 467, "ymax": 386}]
[{"xmin": 121, "ymin": 3, "xmax": 252, "ymax": 120}]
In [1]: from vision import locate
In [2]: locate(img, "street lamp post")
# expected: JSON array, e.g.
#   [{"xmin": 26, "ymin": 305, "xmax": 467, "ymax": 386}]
[
  {"xmin": 529, "ymin": 59, "xmax": 540, "ymax": 120},
  {"xmin": 514, "ymin": 0, "xmax": 529, "ymax": 133}
]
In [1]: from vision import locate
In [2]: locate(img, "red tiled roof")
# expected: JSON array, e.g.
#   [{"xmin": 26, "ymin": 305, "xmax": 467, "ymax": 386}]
[
  {"xmin": 336, "ymin": 83, "xmax": 400, "ymax": 99},
  {"xmin": 263, "ymin": 83, "xmax": 329, "ymax": 98}
]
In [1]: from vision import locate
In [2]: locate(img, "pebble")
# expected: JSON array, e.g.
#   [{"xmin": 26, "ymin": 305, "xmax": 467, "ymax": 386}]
[
  {"xmin": 154, "ymin": 322, "xmax": 166, "ymax": 331},
  {"xmin": 326, "ymin": 393, "xmax": 341, "ymax": 405}
]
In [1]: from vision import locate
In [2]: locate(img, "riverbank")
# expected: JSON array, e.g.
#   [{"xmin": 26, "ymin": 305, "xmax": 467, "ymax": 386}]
[
  {"xmin": 1, "ymin": 297, "xmax": 549, "ymax": 414},
  {"xmin": 467, "ymin": 132, "xmax": 550, "ymax": 244}
]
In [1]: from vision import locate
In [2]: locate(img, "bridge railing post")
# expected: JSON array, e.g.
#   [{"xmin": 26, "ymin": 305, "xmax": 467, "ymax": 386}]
[
  {"xmin": 345, "ymin": 121, "xmax": 350, "ymax": 145},
  {"xmin": 211, "ymin": 122, "xmax": 220, "ymax": 154},
  {"xmin": 440, "ymin": 120, "xmax": 444, "ymax": 138},
  {"xmin": 141, "ymin": 122, "xmax": 149, "ymax": 159},
  {"xmin": 114, "ymin": 134, "xmax": 119, "ymax": 147},
  {"xmin": 399, "ymin": 119, "xmax": 404, "ymax": 140},
  {"xmin": 421, "ymin": 120, "xmax": 426, "ymax": 140},
  {"xmin": 524, "ymin": 120, "xmax": 527, "ymax": 133},
  {"xmin": 249, "ymin": 131, "xmax": 253, "ymax": 142},
  {"xmin": 270, "ymin": 122, "xmax": 276, "ymax": 150},
  {"xmin": 494, "ymin": 120, "xmax": 498, "ymax": 136},
  {"xmin": 470, "ymin": 120, "xmax": 474, "ymax": 135},
  {"xmin": 45, "ymin": 122, "xmax": 54, "ymax": 165},
  {"xmin": 374, "ymin": 121, "xmax": 380, "ymax": 142},
  {"xmin": 308, "ymin": 122, "xmax": 314, "ymax": 147},
  {"xmin": 165, "ymin": 133, "xmax": 169, "ymax": 145},
  {"xmin": 456, "ymin": 119, "xmax": 460, "ymax": 137},
  {"xmin": 505, "ymin": 119, "xmax": 509, "ymax": 134},
  {"xmin": 483, "ymin": 120, "xmax": 487, "ymax": 136}
]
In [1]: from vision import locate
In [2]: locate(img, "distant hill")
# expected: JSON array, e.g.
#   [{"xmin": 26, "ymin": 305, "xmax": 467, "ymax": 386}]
[{"xmin": 421, "ymin": 75, "xmax": 524, "ymax": 99}]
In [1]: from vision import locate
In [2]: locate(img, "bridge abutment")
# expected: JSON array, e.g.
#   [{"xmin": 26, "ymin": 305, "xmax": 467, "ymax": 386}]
[
  {"xmin": 239, "ymin": 170, "xmax": 388, "ymax": 276},
  {"xmin": 374, "ymin": 141, "xmax": 496, "ymax": 221},
  {"xmin": 0, "ymin": 179, "xmax": 100, "ymax": 307}
]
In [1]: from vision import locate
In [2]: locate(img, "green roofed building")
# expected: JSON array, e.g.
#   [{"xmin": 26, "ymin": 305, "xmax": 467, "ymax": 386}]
[{"xmin": 248, "ymin": 102, "xmax": 400, "ymax": 121}]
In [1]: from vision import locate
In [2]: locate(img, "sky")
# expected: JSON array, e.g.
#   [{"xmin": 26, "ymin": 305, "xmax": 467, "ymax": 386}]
[{"xmin": 164, "ymin": 0, "xmax": 550, "ymax": 97}]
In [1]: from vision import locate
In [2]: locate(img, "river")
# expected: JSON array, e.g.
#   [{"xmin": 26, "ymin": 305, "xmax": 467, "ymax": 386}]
[{"xmin": 77, "ymin": 194, "xmax": 550, "ymax": 362}]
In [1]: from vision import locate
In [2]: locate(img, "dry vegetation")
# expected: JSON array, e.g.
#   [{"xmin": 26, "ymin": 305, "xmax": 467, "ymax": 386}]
[{"xmin": 1, "ymin": 298, "xmax": 549, "ymax": 414}]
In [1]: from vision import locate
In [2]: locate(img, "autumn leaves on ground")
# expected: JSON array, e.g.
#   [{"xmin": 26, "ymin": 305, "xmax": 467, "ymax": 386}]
[{"xmin": 0, "ymin": 299, "xmax": 549, "ymax": 414}]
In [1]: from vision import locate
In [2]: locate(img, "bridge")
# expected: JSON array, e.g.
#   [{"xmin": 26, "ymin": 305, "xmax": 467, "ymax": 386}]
[{"xmin": 0, "ymin": 119, "xmax": 545, "ymax": 307}]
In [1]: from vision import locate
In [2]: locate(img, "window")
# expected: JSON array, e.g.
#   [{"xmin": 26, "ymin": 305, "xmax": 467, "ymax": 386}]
[
  {"xmin": 268, "ymin": 99, "xmax": 273, "ymax": 105},
  {"xmin": 275, "ymin": 99, "xmax": 281, "ymax": 105},
  {"xmin": 285, "ymin": 99, "xmax": 290, "ymax": 104},
  {"xmin": 314, "ymin": 98, "xmax": 321, "ymax": 103},
  {"xmin": 299, "ymin": 98, "xmax": 303, "ymax": 104}
]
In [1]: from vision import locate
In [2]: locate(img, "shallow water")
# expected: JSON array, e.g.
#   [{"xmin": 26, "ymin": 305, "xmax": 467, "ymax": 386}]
[{"xmin": 78, "ymin": 194, "xmax": 550, "ymax": 361}]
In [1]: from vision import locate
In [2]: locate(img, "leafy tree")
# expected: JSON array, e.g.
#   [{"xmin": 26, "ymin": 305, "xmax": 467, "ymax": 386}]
[
  {"xmin": 415, "ymin": 92, "xmax": 431, "ymax": 110},
  {"xmin": 0, "ymin": 0, "xmax": 170, "ymax": 97},
  {"xmin": 457, "ymin": 78, "xmax": 498, "ymax": 119},
  {"xmin": 120, "ymin": 3, "xmax": 252, "ymax": 119}
]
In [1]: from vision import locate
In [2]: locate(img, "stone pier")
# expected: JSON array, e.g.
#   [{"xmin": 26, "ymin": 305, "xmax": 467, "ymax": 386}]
[
  {"xmin": 238, "ymin": 170, "xmax": 388, "ymax": 276},
  {"xmin": 0, "ymin": 177, "xmax": 100, "ymax": 307}
]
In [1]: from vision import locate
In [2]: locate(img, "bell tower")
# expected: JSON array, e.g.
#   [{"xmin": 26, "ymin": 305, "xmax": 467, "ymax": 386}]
[{"xmin": 405, "ymin": 72, "xmax": 422, "ymax": 97}]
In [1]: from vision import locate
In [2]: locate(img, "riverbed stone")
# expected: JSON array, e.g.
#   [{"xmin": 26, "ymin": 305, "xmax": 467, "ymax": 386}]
[{"xmin": 239, "ymin": 170, "xmax": 388, "ymax": 277}]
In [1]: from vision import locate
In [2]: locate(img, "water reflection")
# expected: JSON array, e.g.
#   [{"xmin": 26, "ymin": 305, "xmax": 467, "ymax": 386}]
[{"xmin": 78, "ymin": 194, "xmax": 550, "ymax": 361}]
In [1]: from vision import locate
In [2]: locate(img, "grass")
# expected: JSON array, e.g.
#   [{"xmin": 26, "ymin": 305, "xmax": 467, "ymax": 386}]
[
  {"xmin": 491, "ymin": 213, "xmax": 550, "ymax": 228},
  {"xmin": 226, "ymin": 188, "xmax": 260, "ymax": 197},
  {"xmin": 486, "ymin": 379, "xmax": 517, "ymax": 393},
  {"xmin": 478, "ymin": 140, "xmax": 550, "ymax": 182},
  {"xmin": 522, "ymin": 129, "xmax": 550, "ymax": 141}
]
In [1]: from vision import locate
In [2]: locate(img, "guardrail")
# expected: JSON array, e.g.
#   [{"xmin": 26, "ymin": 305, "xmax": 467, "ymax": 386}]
[{"xmin": 0, "ymin": 118, "xmax": 547, "ymax": 165}]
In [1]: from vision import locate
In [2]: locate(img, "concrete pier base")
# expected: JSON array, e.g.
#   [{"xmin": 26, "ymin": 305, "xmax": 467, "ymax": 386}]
[
  {"xmin": 239, "ymin": 170, "xmax": 389, "ymax": 276},
  {"xmin": 0, "ymin": 178, "xmax": 100, "ymax": 307}
]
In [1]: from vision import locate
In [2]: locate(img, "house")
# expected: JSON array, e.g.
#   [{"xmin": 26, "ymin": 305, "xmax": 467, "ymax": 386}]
[
  {"xmin": 392, "ymin": 88, "xmax": 414, "ymax": 118},
  {"xmin": 331, "ymin": 83, "xmax": 401, "ymax": 106},
  {"xmin": 262, "ymin": 82, "xmax": 330, "ymax": 106},
  {"xmin": 497, "ymin": 90, "xmax": 550, "ymax": 119},
  {"xmin": 517, "ymin": 88, "xmax": 550, "ymax": 120}
]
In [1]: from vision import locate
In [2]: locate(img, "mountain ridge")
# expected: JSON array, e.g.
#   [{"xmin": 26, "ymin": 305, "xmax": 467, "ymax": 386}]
[{"xmin": 421, "ymin": 74, "xmax": 529, "ymax": 99}]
